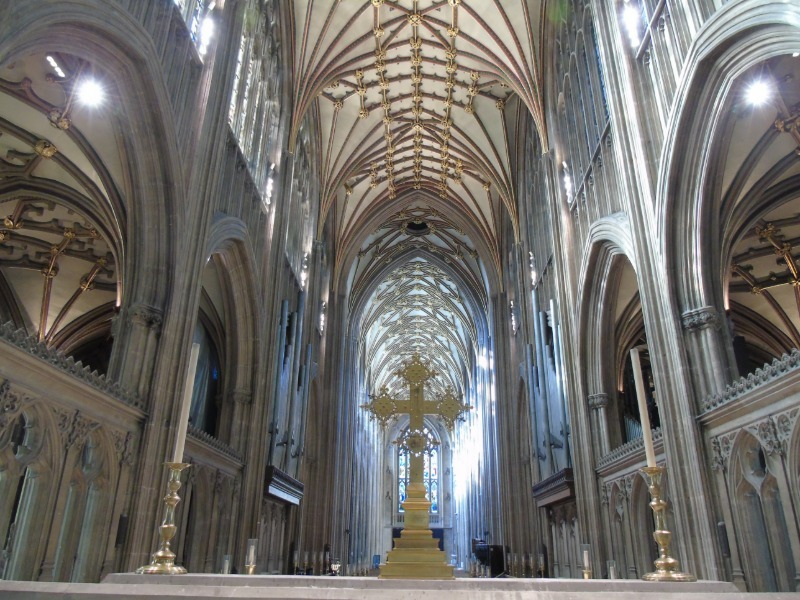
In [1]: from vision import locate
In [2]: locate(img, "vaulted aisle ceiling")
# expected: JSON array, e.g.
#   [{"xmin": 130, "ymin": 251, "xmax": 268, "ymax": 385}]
[{"xmin": 290, "ymin": 0, "xmax": 546, "ymax": 281}]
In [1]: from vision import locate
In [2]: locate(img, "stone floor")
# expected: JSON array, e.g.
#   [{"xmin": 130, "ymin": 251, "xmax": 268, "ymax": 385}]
[{"xmin": 0, "ymin": 574, "xmax": 797, "ymax": 599}]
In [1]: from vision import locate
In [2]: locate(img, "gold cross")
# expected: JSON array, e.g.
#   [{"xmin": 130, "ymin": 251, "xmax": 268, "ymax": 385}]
[{"xmin": 362, "ymin": 354, "xmax": 470, "ymax": 432}]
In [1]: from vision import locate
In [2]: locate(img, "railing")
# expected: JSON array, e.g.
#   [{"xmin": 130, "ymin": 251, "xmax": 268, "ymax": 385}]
[
  {"xmin": 701, "ymin": 349, "xmax": 800, "ymax": 414},
  {"xmin": 0, "ymin": 321, "xmax": 143, "ymax": 411},
  {"xmin": 187, "ymin": 424, "xmax": 243, "ymax": 463},
  {"xmin": 597, "ymin": 427, "xmax": 663, "ymax": 470}
]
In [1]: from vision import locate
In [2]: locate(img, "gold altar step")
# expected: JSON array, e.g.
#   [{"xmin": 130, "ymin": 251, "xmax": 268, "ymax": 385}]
[
  {"xmin": 380, "ymin": 540, "xmax": 454, "ymax": 579},
  {"xmin": 379, "ymin": 550, "xmax": 455, "ymax": 579}
]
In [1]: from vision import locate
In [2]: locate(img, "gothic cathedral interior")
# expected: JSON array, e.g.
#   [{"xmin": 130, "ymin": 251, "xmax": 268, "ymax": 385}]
[{"xmin": 0, "ymin": 0, "xmax": 799, "ymax": 593}]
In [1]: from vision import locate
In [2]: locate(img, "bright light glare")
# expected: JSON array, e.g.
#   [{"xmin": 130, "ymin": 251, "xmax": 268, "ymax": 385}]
[
  {"xmin": 622, "ymin": 4, "xmax": 641, "ymax": 48},
  {"xmin": 264, "ymin": 163, "xmax": 276, "ymax": 206},
  {"xmin": 46, "ymin": 55, "xmax": 66, "ymax": 79},
  {"xmin": 562, "ymin": 161, "xmax": 573, "ymax": 198},
  {"xmin": 745, "ymin": 80, "xmax": 771, "ymax": 107},
  {"xmin": 198, "ymin": 16, "xmax": 214, "ymax": 56},
  {"xmin": 77, "ymin": 79, "xmax": 104, "ymax": 107},
  {"xmin": 265, "ymin": 177, "xmax": 274, "ymax": 205}
]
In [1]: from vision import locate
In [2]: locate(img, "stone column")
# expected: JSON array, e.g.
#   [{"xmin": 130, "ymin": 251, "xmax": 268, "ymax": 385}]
[
  {"xmin": 681, "ymin": 306, "xmax": 737, "ymax": 403},
  {"xmin": 228, "ymin": 389, "xmax": 252, "ymax": 453},
  {"xmin": 112, "ymin": 304, "xmax": 164, "ymax": 399},
  {"xmin": 588, "ymin": 393, "xmax": 611, "ymax": 456}
]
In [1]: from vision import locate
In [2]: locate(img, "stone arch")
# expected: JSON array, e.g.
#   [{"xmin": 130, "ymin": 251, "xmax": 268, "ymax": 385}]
[
  {"xmin": 204, "ymin": 215, "xmax": 260, "ymax": 401},
  {"xmin": 629, "ymin": 473, "xmax": 656, "ymax": 577},
  {"xmin": 577, "ymin": 212, "xmax": 636, "ymax": 393},
  {"xmin": 181, "ymin": 465, "xmax": 216, "ymax": 574},
  {"xmin": 576, "ymin": 213, "xmax": 638, "ymax": 454},
  {"xmin": 1, "ymin": 401, "xmax": 61, "ymax": 580},
  {"xmin": 0, "ymin": 1, "xmax": 182, "ymax": 312},
  {"xmin": 788, "ymin": 415, "xmax": 800, "ymax": 524},
  {"xmin": 728, "ymin": 429, "xmax": 795, "ymax": 591},
  {"xmin": 52, "ymin": 427, "xmax": 116, "ymax": 582},
  {"xmin": 71, "ymin": 427, "xmax": 117, "ymax": 582},
  {"xmin": 607, "ymin": 481, "xmax": 627, "ymax": 578},
  {"xmin": 658, "ymin": 1, "xmax": 800, "ymax": 374}
]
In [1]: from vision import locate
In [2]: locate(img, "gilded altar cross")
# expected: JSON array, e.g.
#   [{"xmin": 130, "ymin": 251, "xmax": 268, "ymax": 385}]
[
  {"xmin": 361, "ymin": 353, "xmax": 470, "ymax": 434},
  {"xmin": 361, "ymin": 353, "xmax": 469, "ymax": 579}
]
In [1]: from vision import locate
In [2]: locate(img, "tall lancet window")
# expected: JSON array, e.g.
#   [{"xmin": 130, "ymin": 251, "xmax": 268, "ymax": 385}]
[
  {"xmin": 189, "ymin": 321, "xmax": 222, "ymax": 436},
  {"xmin": 398, "ymin": 426, "xmax": 439, "ymax": 513}
]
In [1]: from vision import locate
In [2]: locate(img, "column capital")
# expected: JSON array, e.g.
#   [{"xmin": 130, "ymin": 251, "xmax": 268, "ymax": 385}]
[
  {"xmin": 229, "ymin": 389, "xmax": 252, "ymax": 405},
  {"xmin": 587, "ymin": 392, "xmax": 609, "ymax": 410},
  {"xmin": 681, "ymin": 306, "xmax": 720, "ymax": 332},
  {"xmin": 127, "ymin": 303, "xmax": 164, "ymax": 330}
]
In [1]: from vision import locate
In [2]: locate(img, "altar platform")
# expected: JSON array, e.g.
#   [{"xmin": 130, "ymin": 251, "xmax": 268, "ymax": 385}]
[{"xmin": 0, "ymin": 574, "xmax": 794, "ymax": 599}]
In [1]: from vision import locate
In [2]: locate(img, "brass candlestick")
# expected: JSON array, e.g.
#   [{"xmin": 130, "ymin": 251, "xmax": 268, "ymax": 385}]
[
  {"xmin": 639, "ymin": 466, "xmax": 696, "ymax": 582},
  {"xmin": 136, "ymin": 462, "xmax": 190, "ymax": 574}
]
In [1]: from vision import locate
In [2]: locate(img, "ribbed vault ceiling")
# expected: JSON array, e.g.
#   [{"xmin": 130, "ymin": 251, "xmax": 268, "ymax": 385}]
[
  {"xmin": 352, "ymin": 204, "xmax": 485, "ymax": 397},
  {"xmin": 291, "ymin": 0, "xmax": 545, "ymax": 276},
  {"xmin": 293, "ymin": 1, "xmax": 545, "ymax": 397},
  {"xmin": 360, "ymin": 256, "xmax": 476, "ymax": 398}
]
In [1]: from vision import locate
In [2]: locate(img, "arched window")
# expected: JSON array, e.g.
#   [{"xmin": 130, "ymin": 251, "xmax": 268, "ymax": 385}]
[
  {"xmin": 189, "ymin": 322, "xmax": 221, "ymax": 436},
  {"xmin": 397, "ymin": 426, "xmax": 439, "ymax": 513}
]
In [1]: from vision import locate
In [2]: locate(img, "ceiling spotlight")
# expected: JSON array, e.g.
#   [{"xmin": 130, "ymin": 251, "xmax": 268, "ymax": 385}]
[
  {"xmin": 745, "ymin": 80, "xmax": 771, "ymax": 107},
  {"xmin": 77, "ymin": 79, "xmax": 105, "ymax": 107}
]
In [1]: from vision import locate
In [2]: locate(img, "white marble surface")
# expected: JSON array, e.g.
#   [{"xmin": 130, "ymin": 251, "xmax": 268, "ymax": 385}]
[{"xmin": 2, "ymin": 574, "xmax": 796, "ymax": 599}]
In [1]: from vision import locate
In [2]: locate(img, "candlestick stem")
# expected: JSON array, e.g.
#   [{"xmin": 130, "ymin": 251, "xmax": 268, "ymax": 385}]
[
  {"xmin": 136, "ymin": 463, "xmax": 190, "ymax": 575},
  {"xmin": 639, "ymin": 466, "xmax": 696, "ymax": 582}
]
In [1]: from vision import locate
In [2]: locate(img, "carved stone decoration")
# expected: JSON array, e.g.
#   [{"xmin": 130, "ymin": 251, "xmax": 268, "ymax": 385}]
[
  {"xmin": 0, "ymin": 380, "xmax": 34, "ymax": 429},
  {"xmin": 53, "ymin": 406, "xmax": 77, "ymax": 447},
  {"xmin": 111, "ymin": 429, "xmax": 126, "ymax": 460},
  {"xmin": 127, "ymin": 303, "xmax": 164, "ymax": 333},
  {"xmin": 588, "ymin": 393, "xmax": 609, "ymax": 410},
  {"xmin": 121, "ymin": 432, "xmax": 135, "ymax": 466},
  {"xmin": 230, "ymin": 389, "xmax": 252, "ymax": 405},
  {"xmin": 187, "ymin": 425, "xmax": 243, "ymax": 462},
  {"xmin": 597, "ymin": 428, "xmax": 663, "ymax": 469},
  {"xmin": 232, "ymin": 476, "xmax": 241, "ymax": 500},
  {"xmin": 111, "ymin": 430, "xmax": 135, "ymax": 465},
  {"xmin": 710, "ymin": 437, "xmax": 725, "ymax": 471},
  {"xmin": 600, "ymin": 482, "xmax": 610, "ymax": 507},
  {"xmin": 185, "ymin": 460, "xmax": 197, "ymax": 487},
  {"xmin": 772, "ymin": 409, "xmax": 797, "ymax": 452},
  {"xmin": 68, "ymin": 413, "xmax": 100, "ymax": 450},
  {"xmin": 615, "ymin": 488, "xmax": 626, "ymax": 518},
  {"xmin": 711, "ymin": 432, "xmax": 735, "ymax": 472},
  {"xmin": 681, "ymin": 306, "xmax": 720, "ymax": 332},
  {"xmin": 749, "ymin": 419, "xmax": 784, "ymax": 458},
  {"xmin": 625, "ymin": 473, "xmax": 637, "ymax": 498}
]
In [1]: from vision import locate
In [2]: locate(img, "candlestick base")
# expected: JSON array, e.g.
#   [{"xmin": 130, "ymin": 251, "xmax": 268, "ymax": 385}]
[
  {"xmin": 245, "ymin": 564, "xmax": 256, "ymax": 575},
  {"xmin": 639, "ymin": 466, "xmax": 697, "ymax": 583},
  {"xmin": 136, "ymin": 463, "xmax": 190, "ymax": 575},
  {"xmin": 582, "ymin": 569, "xmax": 592, "ymax": 579}
]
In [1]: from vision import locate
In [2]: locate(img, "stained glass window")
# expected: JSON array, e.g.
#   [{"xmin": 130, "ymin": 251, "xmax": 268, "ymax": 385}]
[{"xmin": 397, "ymin": 426, "xmax": 439, "ymax": 513}]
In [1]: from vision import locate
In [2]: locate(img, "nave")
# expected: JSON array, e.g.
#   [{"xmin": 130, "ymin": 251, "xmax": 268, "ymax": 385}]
[{"xmin": 0, "ymin": 0, "xmax": 799, "ymax": 594}]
